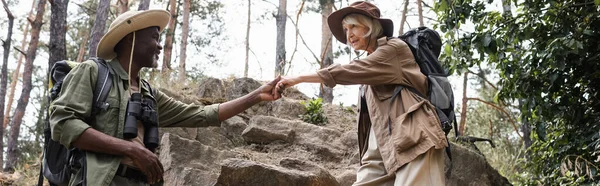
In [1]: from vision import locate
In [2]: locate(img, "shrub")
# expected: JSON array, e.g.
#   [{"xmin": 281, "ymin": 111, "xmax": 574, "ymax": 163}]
[{"xmin": 300, "ymin": 98, "xmax": 328, "ymax": 125}]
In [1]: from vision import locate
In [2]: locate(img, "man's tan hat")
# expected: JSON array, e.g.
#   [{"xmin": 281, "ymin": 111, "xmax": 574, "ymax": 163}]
[
  {"xmin": 327, "ymin": 1, "xmax": 393, "ymax": 44},
  {"xmin": 97, "ymin": 9, "xmax": 170, "ymax": 59}
]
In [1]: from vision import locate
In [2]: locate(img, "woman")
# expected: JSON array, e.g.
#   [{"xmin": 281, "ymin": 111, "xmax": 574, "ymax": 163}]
[{"xmin": 274, "ymin": 1, "xmax": 448, "ymax": 185}]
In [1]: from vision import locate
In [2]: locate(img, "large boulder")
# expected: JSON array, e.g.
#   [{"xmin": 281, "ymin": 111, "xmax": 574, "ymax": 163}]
[
  {"xmin": 226, "ymin": 78, "xmax": 262, "ymax": 100},
  {"xmin": 196, "ymin": 77, "xmax": 228, "ymax": 104},
  {"xmin": 268, "ymin": 98, "xmax": 305, "ymax": 120},
  {"xmin": 159, "ymin": 133, "xmax": 236, "ymax": 186},
  {"xmin": 215, "ymin": 158, "xmax": 340, "ymax": 186},
  {"xmin": 446, "ymin": 143, "xmax": 512, "ymax": 186},
  {"xmin": 242, "ymin": 116, "xmax": 347, "ymax": 161},
  {"xmin": 241, "ymin": 116, "xmax": 295, "ymax": 144}
]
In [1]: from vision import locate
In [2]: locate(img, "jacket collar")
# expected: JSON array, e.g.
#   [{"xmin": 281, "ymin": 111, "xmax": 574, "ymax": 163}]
[{"xmin": 107, "ymin": 58, "xmax": 130, "ymax": 81}]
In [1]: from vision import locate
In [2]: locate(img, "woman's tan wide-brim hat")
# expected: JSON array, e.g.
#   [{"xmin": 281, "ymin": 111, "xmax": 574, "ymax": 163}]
[
  {"xmin": 97, "ymin": 9, "xmax": 170, "ymax": 60},
  {"xmin": 327, "ymin": 1, "xmax": 393, "ymax": 44}
]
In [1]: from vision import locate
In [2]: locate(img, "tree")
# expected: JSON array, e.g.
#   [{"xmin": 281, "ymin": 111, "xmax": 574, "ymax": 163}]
[
  {"xmin": 48, "ymin": 0, "xmax": 69, "ymax": 72},
  {"xmin": 399, "ymin": 0, "xmax": 409, "ymax": 34},
  {"xmin": 178, "ymin": 0, "xmax": 190, "ymax": 82},
  {"xmin": 417, "ymin": 0, "xmax": 423, "ymax": 27},
  {"xmin": 244, "ymin": 0, "xmax": 251, "ymax": 78},
  {"xmin": 274, "ymin": 0, "xmax": 287, "ymax": 77},
  {"xmin": 87, "ymin": 0, "xmax": 110, "ymax": 58},
  {"xmin": 5, "ymin": 0, "xmax": 46, "ymax": 172},
  {"xmin": 117, "ymin": 0, "xmax": 129, "ymax": 15},
  {"xmin": 162, "ymin": 0, "xmax": 178, "ymax": 72},
  {"xmin": 319, "ymin": 0, "xmax": 333, "ymax": 103},
  {"xmin": 435, "ymin": 0, "xmax": 600, "ymax": 184},
  {"xmin": 1, "ymin": 0, "xmax": 15, "ymax": 168},
  {"xmin": 4, "ymin": 0, "xmax": 35, "ymax": 131},
  {"xmin": 138, "ymin": 0, "xmax": 150, "ymax": 10}
]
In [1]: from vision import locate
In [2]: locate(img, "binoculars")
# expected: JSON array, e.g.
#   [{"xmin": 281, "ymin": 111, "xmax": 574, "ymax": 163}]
[{"xmin": 123, "ymin": 93, "xmax": 159, "ymax": 150}]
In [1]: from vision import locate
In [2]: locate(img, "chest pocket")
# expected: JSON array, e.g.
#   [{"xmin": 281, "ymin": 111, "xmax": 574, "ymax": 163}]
[{"xmin": 90, "ymin": 92, "xmax": 121, "ymax": 137}]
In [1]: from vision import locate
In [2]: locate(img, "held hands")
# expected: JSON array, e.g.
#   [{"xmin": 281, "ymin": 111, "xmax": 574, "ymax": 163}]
[
  {"xmin": 256, "ymin": 76, "xmax": 298, "ymax": 101},
  {"xmin": 272, "ymin": 76, "xmax": 298, "ymax": 100}
]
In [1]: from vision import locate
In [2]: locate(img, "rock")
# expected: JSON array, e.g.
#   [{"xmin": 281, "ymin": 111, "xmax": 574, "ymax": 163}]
[
  {"xmin": 215, "ymin": 158, "xmax": 340, "ymax": 186},
  {"xmin": 339, "ymin": 131, "xmax": 358, "ymax": 149},
  {"xmin": 336, "ymin": 169, "xmax": 357, "ymax": 186},
  {"xmin": 282, "ymin": 87, "xmax": 309, "ymax": 100},
  {"xmin": 221, "ymin": 116, "xmax": 247, "ymax": 138},
  {"xmin": 160, "ymin": 87, "xmax": 204, "ymax": 105},
  {"xmin": 288, "ymin": 119, "xmax": 346, "ymax": 161},
  {"xmin": 226, "ymin": 78, "xmax": 262, "ymax": 100},
  {"xmin": 164, "ymin": 167, "xmax": 219, "ymax": 186},
  {"xmin": 159, "ymin": 133, "xmax": 236, "ymax": 185},
  {"xmin": 269, "ymin": 98, "xmax": 305, "ymax": 120},
  {"xmin": 446, "ymin": 142, "xmax": 512, "ymax": 186},
  {"xmin": 197, "ymin": 77, "xmax": 227, "ymax": 100},
  {"xmin": 195, "ymin": 127, "xmax": 234, "ymax": 149},
  {"xmin": 159, "ymin": 127, "xmax": 198, "ymax": 141},
  {"xmin": 241, "ymin": 116, "xmax": 295, "ymax": 144}
]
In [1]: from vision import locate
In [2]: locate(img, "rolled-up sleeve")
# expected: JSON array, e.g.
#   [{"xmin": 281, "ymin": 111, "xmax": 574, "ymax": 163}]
[
  {"xmin": 50, "ymin": 62, "xmax": 97, "ymax": 149},
  {"xmin": 156, "ymin": 90, "xmax": 220, "ymax": 127},
  {"xmin": 317, "ymin": 38, "xmax": 415, "ymax": 88}
]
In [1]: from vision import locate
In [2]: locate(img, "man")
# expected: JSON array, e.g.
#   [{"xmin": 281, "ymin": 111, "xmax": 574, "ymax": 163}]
[{"xmin": 50, "ymin": 9, "xmax": 281, "ymax": 186}]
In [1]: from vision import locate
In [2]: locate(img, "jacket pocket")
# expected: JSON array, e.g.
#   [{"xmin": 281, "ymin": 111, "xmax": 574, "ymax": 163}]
[{"xmin": 390, "ymin": 102, "xmax": 427, "ymax": 153}]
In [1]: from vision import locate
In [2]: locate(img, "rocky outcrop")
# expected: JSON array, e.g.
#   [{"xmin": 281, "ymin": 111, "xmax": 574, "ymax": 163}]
[{"xmin": 156, "ymin": 77, "xmax": 512, "ymax": 186}]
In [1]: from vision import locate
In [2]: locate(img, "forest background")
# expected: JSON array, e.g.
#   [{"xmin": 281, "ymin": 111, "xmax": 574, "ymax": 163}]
[{"xmin": 0, "ymin": 0, "xmax": 599, "ymax": 185}]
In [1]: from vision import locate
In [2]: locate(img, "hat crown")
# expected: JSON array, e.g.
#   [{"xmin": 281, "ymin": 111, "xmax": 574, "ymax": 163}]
[
  {"xmin": 350, "ymin": 1, "xmax": 381, "ymax": 18},
  {"xmin": 109, "ymin": 10, "xmax": 140, "ymax": 30}
]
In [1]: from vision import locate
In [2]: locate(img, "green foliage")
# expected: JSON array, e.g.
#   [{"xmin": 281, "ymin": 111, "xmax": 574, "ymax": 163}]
[
  {"xmin": 300, "ymin": 98, "xmax": 328, "ymax": 126},
  {"xmin": 434, "ymin": 0, "xmax": 600, "ymax": 184}
]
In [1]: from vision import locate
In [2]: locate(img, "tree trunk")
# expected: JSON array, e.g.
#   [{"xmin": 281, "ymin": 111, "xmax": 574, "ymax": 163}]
[
  {"xmin": 137, "ymin": 0, "xmax": 150, "ymax": 10},
  {"xmin": 4, "ymin": 0, "xmax": 46, "ymax": 172},
  {"xmin": 399, "ymin": 0, "xmax": 409, "ymax": 35},
  {"xmin": 118, "ymin": 0, "xmax": 129, "ymax": 15},
  {"xmin": 49, "ymin": 0, "xmax": 69, "ymax": 73},
  {"xmin": 1, "ymin": 0, "xmax": 15, "ymax": 168},
  {"xmin": 162, "ymin": 0, "xmax": 178, "ymax": 72},
  {"xmin": 417, "ymin": 0, "xmax": 424, "ymax": 27},
  {"xmin": 319, "ymin": 0, "xmax": 333, "ymax": 103},
  {"xmin": 274, "ymin": 0, "xmax": 287, "ymax": 77},
  {"xmin": 88, "ymin": 0, "xmax": 110, "ymax": 58},
  {"xmin": 178, "ymin": 0, "xmax": 190, "ymax": 82},
  {"xmin": 4, "ymin": 0, "xmax": 35, "ymax": 129},
  {"xmin": 458, "ymin": 71, "xmax": 468, "ymax": 135},
  {"xmin": 243, "ymin": 0, "xmax": 251, "ymax": 78},
  {"xmin": 76, "ymin": 30, "xmax": 89, "ymax": 62}
]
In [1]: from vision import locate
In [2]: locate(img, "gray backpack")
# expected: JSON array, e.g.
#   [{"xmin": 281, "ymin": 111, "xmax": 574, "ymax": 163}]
[{"xmin": 388, "ymin": 27, "xmax": 457, "ymax": 162}]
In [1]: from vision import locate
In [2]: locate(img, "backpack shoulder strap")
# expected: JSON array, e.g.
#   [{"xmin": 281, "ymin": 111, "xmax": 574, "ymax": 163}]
[{"xmin": 90, "ymin": 58, "xmax": 113, "ymax": 116}]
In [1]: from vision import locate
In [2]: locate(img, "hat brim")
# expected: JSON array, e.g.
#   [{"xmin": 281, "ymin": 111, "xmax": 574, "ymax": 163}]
[
  {"xmin": 97, "ymin": 10, "xmax": 170, "ymax": 60},
  {"xmin": 327, "ymin": 7, "xmax": 393, "ymax": 44}
]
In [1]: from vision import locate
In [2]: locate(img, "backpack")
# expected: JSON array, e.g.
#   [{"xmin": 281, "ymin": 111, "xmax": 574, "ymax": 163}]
[
  {"xmin": 39, "ymin": 58, "xmax": 113, "ymax": 186},
  {"xmin": 388, "ymin": 27, "xmax": 457, "ymax": 164},
  {"xmin": 391, "ymin": 26, "xmax": 457, "ymax": 136}
]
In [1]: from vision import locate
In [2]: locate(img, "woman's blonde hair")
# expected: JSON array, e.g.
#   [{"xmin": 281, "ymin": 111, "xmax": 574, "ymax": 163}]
[{"xmin": 342, "ymin": 13, "xmax": 383, "ymax": 40}]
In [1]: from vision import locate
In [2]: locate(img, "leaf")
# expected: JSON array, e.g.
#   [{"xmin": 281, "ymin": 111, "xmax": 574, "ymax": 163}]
[
  {"xmin": 444, "ymin": 44, "xmax": 452, "ymax": 56},
  {"xmin": 595, "ymin": 0, "xmax": 600, "ymax": 5}
]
